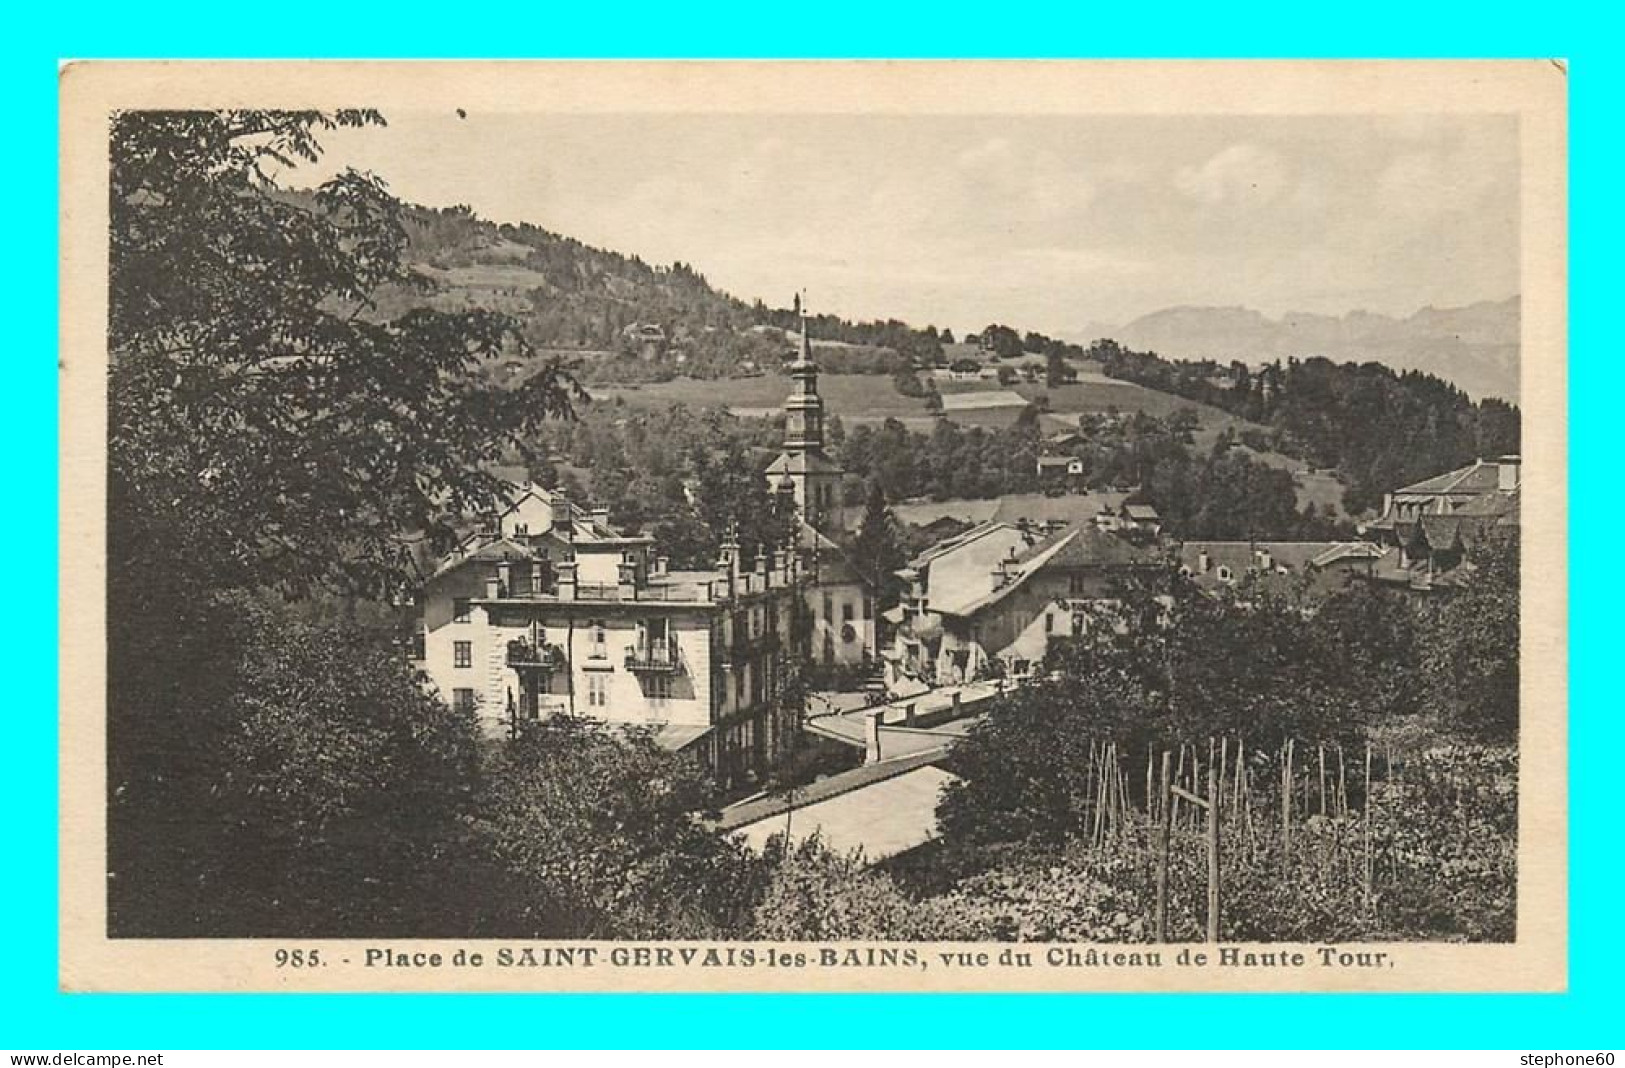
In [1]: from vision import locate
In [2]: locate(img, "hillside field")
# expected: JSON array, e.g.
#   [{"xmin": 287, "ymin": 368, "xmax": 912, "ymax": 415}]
[{"xmin": 585, "ymin": 371, "xmax": 1349, "ymax": 516}]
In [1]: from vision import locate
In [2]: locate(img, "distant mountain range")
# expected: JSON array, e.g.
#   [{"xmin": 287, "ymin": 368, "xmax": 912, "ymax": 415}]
[{"xmin": 1073, "ymin": 298, "xmax": 1520, "ymax": 400}]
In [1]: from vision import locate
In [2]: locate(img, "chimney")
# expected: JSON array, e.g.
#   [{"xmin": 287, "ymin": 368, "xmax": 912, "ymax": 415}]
[
  {"xmin": 718, "ymin": 532, "xmax": 741, "ymax": 600},
  {"xmin": 1197, "ymin": 548, "xmax": 1211, "ymax": 574},
  {"xmin": 1382, "ymin": 492, "xmax": 1393, "ymax": 518},
  {"xmin": 653, "ymin": 554, "xmax": 669, "ymax": 576},
  {"xmin": 617, "ymin": 561, "xmax": 637, "ymax": 601},
  {"xmin": 590, "ymin": 506, "xmax": 611, "ymax": 528},
  {"xmin": 1256, "ymin": 548, "xmax": 1273, "ymax": 572},
  {"xmin": 555, "ymin": 560, "xmax": 577, "ymax": 602},
  {"xmin": 1498, "ymin": 454, "xmax": 1521, "ymax": 493},
  {"xmin": 496, "ymin": 560, "xmax": 511, "ymax": 597},
  {"xmin": 484, "ymin": 575, "xmax": 502, "ymax": 600}
]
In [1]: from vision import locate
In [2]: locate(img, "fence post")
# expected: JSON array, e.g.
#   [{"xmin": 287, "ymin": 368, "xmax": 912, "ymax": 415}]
[
  {"xmin": 1281, "ymin": 738, "xmax": 1294, "ymax": 867},
  {"xmin": 1206, "ymin": 761, "xmax": 1221, "ymax": 942},
  {"xmin": 1154, "ymin": 749, "xmax": 1172, "ymax": 943}
]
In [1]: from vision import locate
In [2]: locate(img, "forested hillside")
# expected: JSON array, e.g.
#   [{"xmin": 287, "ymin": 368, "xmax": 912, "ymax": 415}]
[
  {"xmin": 1095, "ymin": 342, "xmax": 1521, "ymax": 513},
  {"xmin": 375, "ymin": 202, "xmax": 945, "ymax": 383}
]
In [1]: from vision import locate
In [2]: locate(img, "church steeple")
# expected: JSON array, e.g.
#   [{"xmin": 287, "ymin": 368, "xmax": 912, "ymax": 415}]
[
  {"xmin": 764, "ymin": 295, "xmax": 844, "ymax": 530},
  {"xmin": 783, "ymin": 307, "xmax": 826, "ymax": 451}
]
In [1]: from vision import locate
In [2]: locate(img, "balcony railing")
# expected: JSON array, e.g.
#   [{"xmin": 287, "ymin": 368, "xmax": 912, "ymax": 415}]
[
  {"xmin": 506, "ymin": 639, "xmax": 566, "ymax": 673},
  {"xmin": 624, "ymin": 637, "xmax": 683, "ymax": 674}
]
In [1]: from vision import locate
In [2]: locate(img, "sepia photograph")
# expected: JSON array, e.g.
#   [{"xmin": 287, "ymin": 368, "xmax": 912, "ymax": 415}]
[{"xmin": 57, "ymin": 60, "xmax": 1568, "ymax": 993}]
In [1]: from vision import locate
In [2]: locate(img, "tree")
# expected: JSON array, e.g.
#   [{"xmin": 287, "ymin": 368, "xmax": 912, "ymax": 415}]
[
  {"xmin": 1045, "ymin": 351, "xmax": 1070, "ymax": 387},
  {"xmin": 940, "ymin": 569, "xmax": 1387, "ymax": 845},
  {"xmin": 748, "ymin": 835, "xmax": 923, "ymax": 940},
  {"xmin": 849, "ymin": 480, "xmax": 907, "ymax": 607},
  {"xmin": 106, "ymin": 110, "xmax": 582, "ymax": 933},
  {"xmin": 472, "ymin": 718, "xmax": 762, "ymax": 938},
  {"xmin": 110, "ymin": 593, "xmax": 485, "ymax": 937},
  {"xmin": 1418, "ymin": 530, "xmax": 1520, "ymax": 741}
]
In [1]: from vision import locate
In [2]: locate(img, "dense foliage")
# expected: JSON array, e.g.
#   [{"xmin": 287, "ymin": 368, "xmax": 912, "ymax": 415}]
[
  {"xmin": 472, "ymin": 719, "xmax": 763, "ymax": 938},
  {"xmin": 107, "ymin": 110, "xmax": 578, "ymax": 934},
  {"xmin": 1096, "ymin": 342, "xmax": 1521, "ymax": 513}
]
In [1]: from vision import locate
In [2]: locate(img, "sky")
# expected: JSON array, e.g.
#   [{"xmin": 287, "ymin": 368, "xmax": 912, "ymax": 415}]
[{"xmin": 298, "ymin": 111, "xmax": 1519, "ymax": 338}]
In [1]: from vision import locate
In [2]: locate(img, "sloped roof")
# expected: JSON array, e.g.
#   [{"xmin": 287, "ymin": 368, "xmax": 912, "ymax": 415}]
[
  {"xmin": 1015, "ymin": 523, "xmax": 1155, "ymax": 570},
  {"xmin": 727, "ymin": 763, "xmax": 958, "ymax": 863},
  {"xmin": 905, "ymin": 521, "xmax": 1018, "ymax": 570},
  {"xmin": 798, "ymin": 521, "xmax": 871, "ymax": 587},
  {"xmin": 1455, "ymin": 487, "xmax": 1520, "ymax": 521},
  {"xmin": 1180, "ymin": 540, "xmax": 1350, "ymax": 576},
  {"xmin": 430, "ymin": 536, "xmax": 537, "ymax": 580},
  {"xmin": 652, "ymin": 723, "xmax": 713, "ymax": 752},
  {"xmin": 1395, "ymin": 460, "xmax": 1503, "ymax": 497},
  {"xmin": 764, "ymin": 449, "xmax": 845, "ymax": 477},
  {"xmin": 1309, "ymin": 541, "xmax": 1385, "ymax": 568},
  {"xmin": 953, "ymin": 525, "xmax": 1150, "ymax": 619}
]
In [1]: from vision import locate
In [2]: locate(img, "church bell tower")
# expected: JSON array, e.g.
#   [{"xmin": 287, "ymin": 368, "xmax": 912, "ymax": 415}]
[{"xmin": 764, "ymin": 303, "xmax": 844, "ymax": 531}]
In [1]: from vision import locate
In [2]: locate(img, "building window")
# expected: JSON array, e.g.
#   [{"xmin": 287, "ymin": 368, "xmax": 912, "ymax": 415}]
[
  {"xmin": 453, "ymin": 597, "xmax": 471, "ymax": 624},
  {"xmin": 862, "ymin": 596, "xmax": 873, "ymax": 620},
  {"xmin": 822, "ymin": 591, "xmax": 833, "ymax": 621},
  {"xmin": 647, "ymin": 674, "xmax": 672, "ymax": 705},
  {"xmin": 588, "ymin": 674, "xmax": 608, "ymax": 709},
  {"xmin": 1044, "ymin": 612, "xmax": 1054, "ymax": 634},
  {"xmin": 1069, "ymin": 573, "xmax": 1088, "ymax": 597},
  {"xmin": 842, "ymin": 601, "xmax": 855, "ymax": 623},
  {"xmin": 454, "ymin": 641, "xmax": 472, "ymax": 668},
  {"xmin": 453, "ymin": 688, "xmax": 476, "ymax": 714},
  {"xmin": 1216, "ymin": 566, "xmax": 1233, "ymax": 583},
  {"xmin": 590, "ymin": 621, "xmax": 607, "ymax": 658}
]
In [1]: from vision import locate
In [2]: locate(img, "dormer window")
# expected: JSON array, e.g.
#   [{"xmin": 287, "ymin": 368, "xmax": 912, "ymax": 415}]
[{"xmin": 1216, "ymin": 566, "xmax": 1234, "ymax": 583}]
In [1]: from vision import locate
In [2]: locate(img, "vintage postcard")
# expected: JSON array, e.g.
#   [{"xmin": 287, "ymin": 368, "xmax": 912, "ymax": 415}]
[{"xmin": 59, "ymin": 60, "xmax": 1567, "ymax": 992}]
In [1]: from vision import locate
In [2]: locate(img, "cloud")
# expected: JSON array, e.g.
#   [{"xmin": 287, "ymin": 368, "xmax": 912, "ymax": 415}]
[{"xmin": 1175, "ymin": 143, "xmax": 1288, "ymax": 207}]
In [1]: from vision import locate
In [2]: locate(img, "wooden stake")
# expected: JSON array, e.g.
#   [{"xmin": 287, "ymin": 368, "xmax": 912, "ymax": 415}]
[
  {"xmin": 1145, "ymin": 749, "xmax": 1154, "ymax": 821},
  {"xmin": 1207, "ymin": 760, "xmax": 1222, "ymax": 942},
  {"xmin": 1174, "ymin": 744, "xmax": 1187, "ymax": 831},
  {"xmin": 1318, "ymin": 744, "xmax": 1327, "ymax": 817},
  {"xmin": 1281, "ymin": 739, "xmax": 1294, "ymax": 866},
  {"xmin": 1154, "ymin": 750, "xmax": 1172, "ymax": 942},
  {"xmin": 1337, "ymin": 744, "xmax": 1347, "ymax": 819},
  {"xmin": 1363, "ymin": 742, "xmax": 1374, "ymax": 918}
]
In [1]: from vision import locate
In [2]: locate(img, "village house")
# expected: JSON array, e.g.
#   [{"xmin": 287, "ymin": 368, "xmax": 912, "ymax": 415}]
[
  {"xmin": 1364, "ymin": 454, "xmax": 1520, "ymax": 590},
  {"xmin": 1092, "ymin": 500, "xmax": 1161, "ymax": 537},
  {"xmin": 1177, "ymin": 540, "xmax": 1384, "ymax": 600},
  {"xmin": 1036, "ymin": 454, "xmax": 1086, "ymax": 488},
  {"xmin": 620, "ymin": 322, "xmax": 668, "ymax": 360},
  {"xmin": 882, "ymin": 521, "xmax": 1155, "ymax": 687}
]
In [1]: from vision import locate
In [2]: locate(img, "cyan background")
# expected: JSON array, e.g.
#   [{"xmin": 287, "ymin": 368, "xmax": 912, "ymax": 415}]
[{"xmin": 8, "ymin": 2, "xmax": 1606, "ymax": 1048}]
